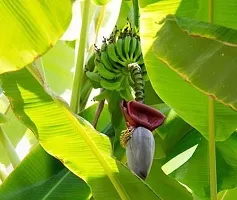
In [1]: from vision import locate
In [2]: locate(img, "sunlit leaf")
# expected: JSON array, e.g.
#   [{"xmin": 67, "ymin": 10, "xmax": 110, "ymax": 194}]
[
  {"xmin": 154, "ymin": 15, "xmax": 237, "ymax": 111},
  {"xmin": 139, "ymin": 0, "xmax": 237, "ymax": 141},
  {"xmin": 0, "ymin": 0, "xmax": 71, "ymax": 73},
  {"xmin": 0, "ymin": 68, "xmax": 161, "ymax": 200}
]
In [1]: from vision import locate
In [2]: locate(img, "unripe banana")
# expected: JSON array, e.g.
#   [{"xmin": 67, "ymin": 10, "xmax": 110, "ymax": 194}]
[
  {"xmin": 97, "ymin": 62, "xmax": 121, "ymax": 80},
  {"xmin": 133, "ymin": 40, "xmax": 142, "ymax": 61},
  {"xmin": 93, "ymin": 89, "xmax": 110, "ymax": 101},
  {"xmin": 86, "ymin": 71, "xmax": 102, "ymax": 89},
  {"xmin": 85, "ymin": 53, "xmax": 96, "ymax": 72},
  {"xmin": 115, "ymin": 38, "xmax": 127, "ymax": 62},
  {"xmin": 129, "ymin": 37, "xmax": 138, "ymax": 60},
  {"xmin": 100, "ymin": 51, "xmax": 120, "ymax": 73},
  {"xmin": 124, "ymin": 36, "xmax": 132, "ymax": 60},
  {"xmin": 100, "ymin": 76, "xmax": 124, "ymax": 91},
  {"xmin": 126, "ymin": 127, "xmax": 155, "ymax": 179},
  {"xmin": 86, "ymin": 71, "xmax": 101, "ymax": 82},
  {"xmin": 107, "ymin": 43, "xmax": 126, "ymax": 66}
]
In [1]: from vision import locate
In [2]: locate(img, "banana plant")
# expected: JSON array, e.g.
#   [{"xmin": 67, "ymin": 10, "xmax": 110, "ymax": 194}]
[{"xmin": 1, "ymin": 0, "xmax": 237, "ymax": 200}]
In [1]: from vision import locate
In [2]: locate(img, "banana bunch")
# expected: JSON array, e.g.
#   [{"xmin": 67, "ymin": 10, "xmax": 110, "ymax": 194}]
[{"xmin": 86, "ymin": 23, "xmax": 147, "ymax": 101}]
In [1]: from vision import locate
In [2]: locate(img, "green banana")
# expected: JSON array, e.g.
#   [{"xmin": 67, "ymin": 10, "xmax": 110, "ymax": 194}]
[
  {"xmin": 86, "ymin": 71, "xmax": 102, "ymax": 88},
  {"xmin": 107, "ymin": 43, "xmax": 126, "ymax": 66},
  {"xmin": 97, "ymin": 62, "xmax": 121, "ymax": 80},
  {"xmin": 119, "ymin": 87, "xmax": 134, "ymax": 101},
  {"xmin": 108, "ymin": 56, "xmax": 124, "ymax": 70},
  {"xmin": 93, "ymin": 89, "xmax": 110, "ymax": 101},
  {"xmin": 124, "ymin": 36, "xmax": 131, "ymax": 60},
  {"xmin": 100, "ymin": 78, "xmax": 121, "ymax": 90},
  {"xmin": 133, "ymin": 40, "xmax": 142, "ymax": 61},
  {"xmin": 129, "ymin": 37, "xmax": 137, "ymax": 60},
  {"xmin": 86, "ymin": 71, "xmax": 101, "ymax": 82},
  {"xmin": 100, "ymin": 51, "xmax": 120, "ymax": 73},
  {"xmin": 85, "ymin": 53, "xmax": 96, "ymax": 72},
  {"xmin": 115, "ymin": 38, "xmax": 127, "ymax": 61}
]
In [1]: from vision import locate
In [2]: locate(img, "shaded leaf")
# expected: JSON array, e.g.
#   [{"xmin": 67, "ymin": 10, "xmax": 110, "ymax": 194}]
[{"xmin": 0, "ymin": 145, "xmax": 91, "ymax": 200}]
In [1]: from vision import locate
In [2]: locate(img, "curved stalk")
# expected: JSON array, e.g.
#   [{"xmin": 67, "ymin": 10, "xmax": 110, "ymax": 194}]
[{"xmin": 128, "ymin": 63, "xmax": 144, "ymax": 102}]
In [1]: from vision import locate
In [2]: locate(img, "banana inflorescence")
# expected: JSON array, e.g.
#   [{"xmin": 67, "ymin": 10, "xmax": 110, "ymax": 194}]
[{"xmin": 86, "ymin": 22, "xmax": 147, "ymax": 101}]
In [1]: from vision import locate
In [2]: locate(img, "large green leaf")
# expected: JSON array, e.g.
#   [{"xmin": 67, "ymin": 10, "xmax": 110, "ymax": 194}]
[
  {"xmin": 139, "ymin": 0, "xmax": 237, "ymax": 30},
  {"xmin": 154, "ymin": 15, "xmax": 237, "ymax": 111},
  {"xmin": 171, "ymin": 131, "xmax": 237, "ymax": 200},
  {"xmin": 139, "ymin": 1, "xmax": 237, "ymax": 140},
  {"xmin": 0, "ymin": 0, "xmax": 71, "ymax": 73},
  {"xmin": 0, "ymin": 68, "xmax": 161, "ymax": 200},
  {"xmin": 0, "ymin": 144, "xmax": 91, "ymax": 200}
]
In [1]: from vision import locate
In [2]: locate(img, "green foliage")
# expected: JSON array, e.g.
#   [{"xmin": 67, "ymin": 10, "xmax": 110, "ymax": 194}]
[
  {"xmin": 0, "ymin": 68, "xmax": 162, "ymax": 200},
  {"xmin": 0, "ymin": 145, "xmax": 91, "ymax": 200},
  {"xmin": 1, "ymin": 0, "xmax": 237, "ymax": 200},
  {"xmin": 0, "ymin": 0, "xmax": 71, "ymax": 73}
]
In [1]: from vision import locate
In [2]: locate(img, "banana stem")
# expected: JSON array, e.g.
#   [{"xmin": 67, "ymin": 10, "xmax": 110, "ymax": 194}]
[
  {"xmin": 93, "ymin": 95, "xmax": 105, "ymax": 129},
  {"xmin": 208, "ymin": 97, "xmax": 217, "ymax": 200},
  {"xmin": 132, "ymin": 0, "xmax": 139, "ymax": 29},
  {"xmin": 70, "ymin": 0, "xmax": 91, "ymax": 113},
  {"xmin": 0, "ymin": 127, "xmax": 20, "ymax": 168},
  {"xmin": 128, "ymin": 63, "xmax": 144, "ymax": 102},
  {"xmin": 208, "ymin": 1, "xmax": 217, "ymax": 199}
]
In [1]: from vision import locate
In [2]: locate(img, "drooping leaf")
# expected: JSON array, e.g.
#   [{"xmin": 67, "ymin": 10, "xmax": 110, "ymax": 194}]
[
  {"xmin": 0, "ymin": 1, "xmax": 71, "ymax": 73},
  {"xmin": 139, "ymin": 1, "xmax": 237, "ymax": 140},
  {"xmin": 0, "ymin": 68, "xmax": 161, "ymax": 200},
  {"xmin": 154, "ymin": 15, "xmax": 237, "ymax": 112},
  {"xmin": 0, "ymin": 144, "xmax": 91, "ymax": 200}
]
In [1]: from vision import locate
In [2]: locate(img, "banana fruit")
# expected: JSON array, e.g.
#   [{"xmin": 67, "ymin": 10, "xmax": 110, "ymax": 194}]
[{"xmin": 89, "ymin": 21, "xmax": 147, "ymax": 102}]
